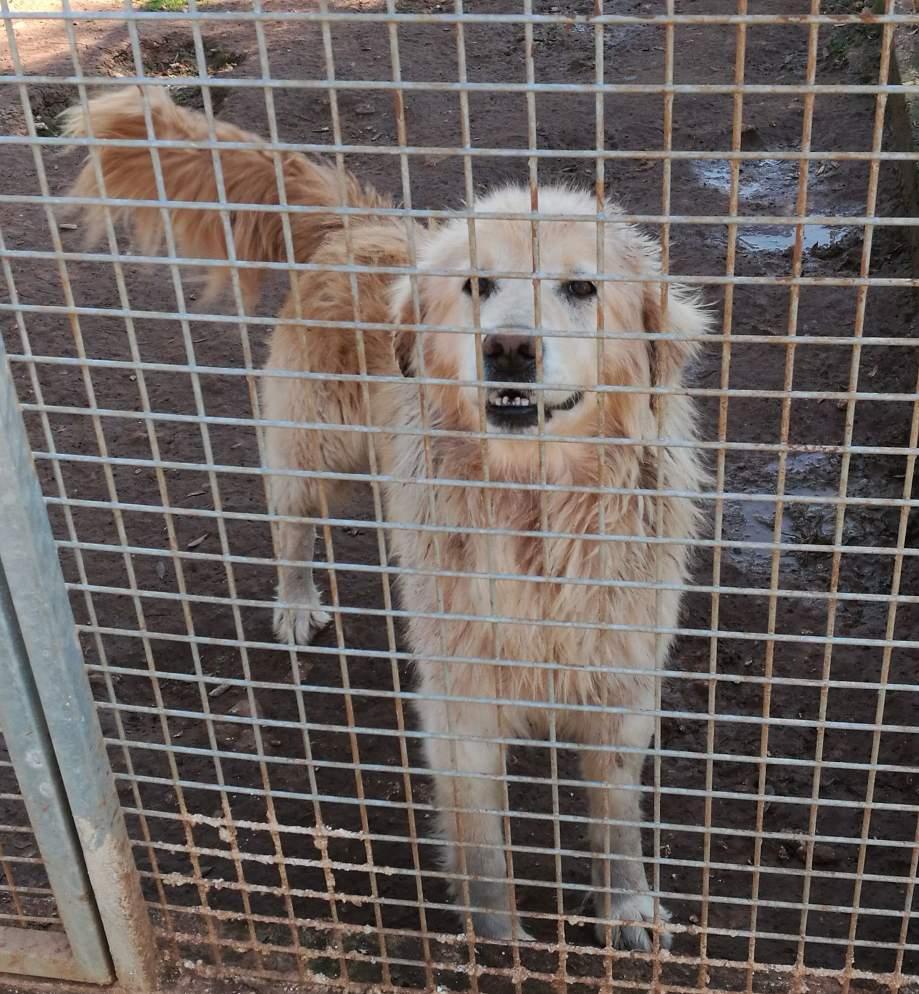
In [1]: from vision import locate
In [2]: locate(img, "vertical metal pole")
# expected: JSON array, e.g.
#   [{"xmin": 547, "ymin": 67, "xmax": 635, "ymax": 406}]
[{"xmin": 0, "ymin": 335, "xmax": 158, "ymax": 991}]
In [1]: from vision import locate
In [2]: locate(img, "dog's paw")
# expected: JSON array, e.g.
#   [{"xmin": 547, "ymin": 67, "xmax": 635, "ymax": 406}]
[
  {"xmin": 273, "ymin": 602, "xmax": 332, "ymax": 645},
  {"xmin": 594, "ymin": 893, "xmax": 671, "ymax": 952},
  {"xmin": 471, "ymin": 912, "xmax": 534, "ymax": 943}
]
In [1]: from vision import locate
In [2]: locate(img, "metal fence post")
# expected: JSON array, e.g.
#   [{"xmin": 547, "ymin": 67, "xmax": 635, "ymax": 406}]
[
  {"xmin": 0, "ymin": 568, "xmax": 113, "ymax": 984},
  {"xmin": 0, "ymin": 335, "xmax": 158, "ymax": 992}
]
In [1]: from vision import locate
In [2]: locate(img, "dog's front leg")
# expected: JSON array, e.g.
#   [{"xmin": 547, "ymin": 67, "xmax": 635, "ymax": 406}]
[
  {"xmin": 418, "ymin": 693, "xmax": 531, "ymax": 942},
  {"xmin": 580, "ymin": 714, "xmax": 671, "ymax": 952},
  {"xmin": 266, "ymin": 453, "xmax": 333, "ymax": 646},
  {"xmin": 273, "ymin": 516, "xmax": 332, "ymax": 644}
]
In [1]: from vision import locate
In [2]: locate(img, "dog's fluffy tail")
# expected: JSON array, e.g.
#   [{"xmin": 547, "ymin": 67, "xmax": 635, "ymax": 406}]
[{"xmin": 61, "ymin": 86, "xmax": 387, "ymax": 303}]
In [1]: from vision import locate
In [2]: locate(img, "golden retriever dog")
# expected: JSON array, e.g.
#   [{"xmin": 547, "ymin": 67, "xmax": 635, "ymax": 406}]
[{"xmin": 64, "ymin": 87, "xmax": 708, "ymax": 951}]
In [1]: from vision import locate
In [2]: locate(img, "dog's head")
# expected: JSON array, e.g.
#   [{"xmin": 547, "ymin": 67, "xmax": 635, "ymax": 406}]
[{"xmin": 391, "ymin": 186, "xmax": 708, "ymax": 475}]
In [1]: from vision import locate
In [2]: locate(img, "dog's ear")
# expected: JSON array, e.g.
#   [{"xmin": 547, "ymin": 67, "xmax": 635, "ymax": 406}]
[
  {"xmin": 641, "ymin": 280, "xmax": 709, "ymax": 398},
  {"xmin": 390, "ymin": 275, "xmax": 419, "ymax": 378}
]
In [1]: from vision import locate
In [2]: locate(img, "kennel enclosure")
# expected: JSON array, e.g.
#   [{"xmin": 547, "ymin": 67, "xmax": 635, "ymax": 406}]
[{"xmin": 1, "ymin": 2, "xmax": 918, "ymax": 993}]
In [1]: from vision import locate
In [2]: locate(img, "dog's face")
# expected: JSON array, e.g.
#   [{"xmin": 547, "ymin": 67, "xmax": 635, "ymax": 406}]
[{"xmin": 392, "ymin": 187, "xmax": 706, "ymax": 469}]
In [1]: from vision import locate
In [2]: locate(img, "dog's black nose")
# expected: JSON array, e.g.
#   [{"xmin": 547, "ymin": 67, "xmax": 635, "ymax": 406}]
[{"xmin": 482, "ymin": 332, "xmax": 536, "ymax": 381}]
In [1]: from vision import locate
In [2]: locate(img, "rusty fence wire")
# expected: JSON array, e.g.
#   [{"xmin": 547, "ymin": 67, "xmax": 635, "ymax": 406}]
[{"xmin": 1, "ymin": 2, "xmax": 918, "ymax": 994}]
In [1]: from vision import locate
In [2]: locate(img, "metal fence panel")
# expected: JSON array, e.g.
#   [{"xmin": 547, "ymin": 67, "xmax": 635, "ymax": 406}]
[{"xmin": 0, "ymin": 2, "xmax": 918, "ymax": 994}]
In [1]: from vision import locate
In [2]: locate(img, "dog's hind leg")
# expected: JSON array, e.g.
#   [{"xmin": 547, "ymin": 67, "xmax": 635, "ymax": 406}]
[
  {"xmin": 418, "ymin": 692, "xmax": 532, "ymax": 942},
  {"xmin": 580, "ymin": 714, "xmax": 671, "ymax": 952}
]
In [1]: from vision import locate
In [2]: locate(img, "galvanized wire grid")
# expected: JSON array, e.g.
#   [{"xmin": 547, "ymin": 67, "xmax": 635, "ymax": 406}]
[
  {"xmin": 0, "ymin": 730, "xmax": 62, "ymax": 932},
  {"xmin": 1, "ymin": 2, "xmax": 919, "ymax": 994}
]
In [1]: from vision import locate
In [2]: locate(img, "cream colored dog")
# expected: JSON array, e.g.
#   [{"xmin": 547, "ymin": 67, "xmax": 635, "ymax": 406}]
[{"xmin": 65, "ymin": 87, "xmax": 708, "ymax": 951}]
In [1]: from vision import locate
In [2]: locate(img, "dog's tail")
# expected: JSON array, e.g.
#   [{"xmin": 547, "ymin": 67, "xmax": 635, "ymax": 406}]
[{"xmin": 61, "ymin": 86, "xmax": 387, "ymax": 304}]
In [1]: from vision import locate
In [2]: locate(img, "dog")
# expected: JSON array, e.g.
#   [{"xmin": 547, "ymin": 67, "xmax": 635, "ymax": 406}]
[{"xmin": 64, "ymin": 87, "xmax": 708, "ymax": 951}]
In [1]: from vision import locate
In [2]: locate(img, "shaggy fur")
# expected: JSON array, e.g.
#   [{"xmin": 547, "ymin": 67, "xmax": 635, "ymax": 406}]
[{"xmin": 64, "ymin": 87, "xmax": 709, "ymax": 951}]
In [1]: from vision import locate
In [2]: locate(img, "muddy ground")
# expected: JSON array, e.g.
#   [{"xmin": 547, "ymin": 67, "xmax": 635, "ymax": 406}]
[{"xmin": 1, "ymin": 1, "xmax": 917, "ymax": 991}]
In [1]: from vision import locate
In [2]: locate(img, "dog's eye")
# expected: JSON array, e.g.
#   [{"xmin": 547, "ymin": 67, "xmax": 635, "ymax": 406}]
[
  {"xmin": 563, "ymin": 279, "xmax": 598, "ymax": 300},
  {"xmin": 462, "ymin": 276, "xmax": 497, "ymax": 300}
]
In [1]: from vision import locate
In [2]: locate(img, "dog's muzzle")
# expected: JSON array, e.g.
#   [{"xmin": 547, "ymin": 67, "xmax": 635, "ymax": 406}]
[{"xmin": 481, "ymin": 332, "xmax": 583, "ymax": 430}]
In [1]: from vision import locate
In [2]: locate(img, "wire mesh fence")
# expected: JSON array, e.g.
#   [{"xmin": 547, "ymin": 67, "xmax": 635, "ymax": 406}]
[{"xmin": 1, "ymin": 1, "xmax": 918, "ymax": 993}]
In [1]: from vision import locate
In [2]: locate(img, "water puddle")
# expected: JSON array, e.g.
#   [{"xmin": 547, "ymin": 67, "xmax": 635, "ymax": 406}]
[
  {"xmin": 766, "ymin": 452, "xmax": 841, "ymax": 495},
  {"xmin": 692, "ymin": 158, "xmax": 800, "ymax": 204},
  {"xmin": 690, "ymin": 159, "xmax": 857, "ymax": 256},
  {"xmin": 738, "ymin": 224, "xmax": 851, "ymax": 255},
  {"xmin": 722, "ymin": 453, "xmax": 840, "ymax": 576},
  {"xmin": 721, "ymin": 499, "xmax": 795, "ymax": 574}
]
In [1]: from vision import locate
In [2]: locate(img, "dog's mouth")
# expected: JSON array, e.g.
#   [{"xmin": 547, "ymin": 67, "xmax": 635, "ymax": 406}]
[{"xmin": 485, "ymin": 387, "xmax": 583, "ymax": 429}]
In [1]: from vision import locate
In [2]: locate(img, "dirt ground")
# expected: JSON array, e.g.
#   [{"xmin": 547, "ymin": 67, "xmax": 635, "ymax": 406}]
[{"xmin": 1, "ymin": 1, "xmax": 917, "ymax": 991}]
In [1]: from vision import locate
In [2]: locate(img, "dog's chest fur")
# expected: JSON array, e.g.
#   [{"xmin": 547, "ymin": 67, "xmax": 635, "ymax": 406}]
[{"xmin": 385, "ymin": 431, "xmax": 683, "ymax": 718}]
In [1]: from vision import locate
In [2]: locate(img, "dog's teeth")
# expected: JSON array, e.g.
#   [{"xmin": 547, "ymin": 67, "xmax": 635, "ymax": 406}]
[{"xmin": 488, "ymin": 392, "xmax": 537, "ymax": 409}]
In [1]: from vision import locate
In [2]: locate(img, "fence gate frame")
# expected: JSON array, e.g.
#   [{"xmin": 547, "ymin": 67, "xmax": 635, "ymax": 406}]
[{"xmin": 0, "ymin": 334, "xmax": 157, "ymax": 990}]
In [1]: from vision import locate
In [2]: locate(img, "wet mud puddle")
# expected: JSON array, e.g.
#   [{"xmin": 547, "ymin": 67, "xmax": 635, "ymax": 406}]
[{"xmin": 691, "ymin": 157, "xmax": 860, "ymax": 255}]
